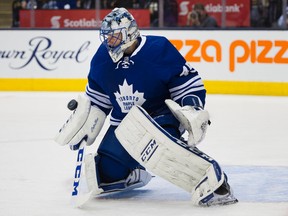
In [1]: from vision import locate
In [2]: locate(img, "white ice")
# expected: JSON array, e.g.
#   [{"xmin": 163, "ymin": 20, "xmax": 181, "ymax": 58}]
[{"xmin": 0, "ymin": 92, "xmax": 287, "ymax": 216}]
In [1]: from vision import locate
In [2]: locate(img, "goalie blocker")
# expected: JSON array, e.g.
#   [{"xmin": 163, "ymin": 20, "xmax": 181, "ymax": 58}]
[{"xmin": 115, "ymin": 105, "xmax": 238, "ymax": 206}]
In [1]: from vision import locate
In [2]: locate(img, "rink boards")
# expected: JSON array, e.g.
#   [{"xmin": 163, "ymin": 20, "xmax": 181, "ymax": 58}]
[{"xmin": 0, "ymin": 29, "xmax": 288, "ymax": 96}]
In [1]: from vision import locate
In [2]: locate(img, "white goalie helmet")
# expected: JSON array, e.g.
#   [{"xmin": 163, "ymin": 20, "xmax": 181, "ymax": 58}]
[{"xmin": 100, "ymin": 7, "xmax": 140, "ymax": 63}]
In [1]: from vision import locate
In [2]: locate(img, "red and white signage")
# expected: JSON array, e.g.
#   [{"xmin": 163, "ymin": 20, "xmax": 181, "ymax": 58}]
[
  {"xmin": 20, "ymin": 9, "xmax": 150, "ymax": 28},
  {"xmin": 177, "ymin": 0, "xmax": 250, "ymax": 27}
]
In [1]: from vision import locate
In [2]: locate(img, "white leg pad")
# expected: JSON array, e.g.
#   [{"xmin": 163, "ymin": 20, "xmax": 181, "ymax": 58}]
[
  {"xmin": 84, "ymin": 153, "xmax": 104, "ymax": 195},
  {"xmin": 115, "ymin": 105, "xmax": 225, "ymax": 205},
  {"xmin": 84, "ymin": 153, "xmax": 152, "ymax": 194}
]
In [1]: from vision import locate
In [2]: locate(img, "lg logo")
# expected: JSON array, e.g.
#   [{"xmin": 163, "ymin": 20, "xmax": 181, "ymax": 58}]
[{"xmin": 51, "ymin": 16, "xmax": 61, "ymax": 28}]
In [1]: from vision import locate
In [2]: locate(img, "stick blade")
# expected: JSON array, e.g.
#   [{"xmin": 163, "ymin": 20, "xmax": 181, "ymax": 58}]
[{"xmin": 70, "ymin": 191, "xmax": 94, "ymax": 208}]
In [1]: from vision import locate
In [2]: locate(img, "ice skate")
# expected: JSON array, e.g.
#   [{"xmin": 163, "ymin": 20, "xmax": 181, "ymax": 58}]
[{"xmin": 199, "ymin": 175, "xmax": 238, "ymax": 206}]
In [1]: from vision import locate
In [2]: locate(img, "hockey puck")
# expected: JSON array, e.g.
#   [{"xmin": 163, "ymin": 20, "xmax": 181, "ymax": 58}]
[{"xmin": 67, "ymin": 99, "xmax": 78, "ymax": 110}]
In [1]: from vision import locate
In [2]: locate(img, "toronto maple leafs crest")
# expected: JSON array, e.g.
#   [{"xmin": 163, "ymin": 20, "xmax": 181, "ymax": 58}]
[{"xmin": 114, "ymin": 79, "xmax": 146, "ymax": 113}]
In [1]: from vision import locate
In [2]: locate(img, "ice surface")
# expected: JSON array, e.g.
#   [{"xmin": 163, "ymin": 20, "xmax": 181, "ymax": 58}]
[{"xmin": 0, "ymin": 92, "xmax": 287, "ymax": 216}]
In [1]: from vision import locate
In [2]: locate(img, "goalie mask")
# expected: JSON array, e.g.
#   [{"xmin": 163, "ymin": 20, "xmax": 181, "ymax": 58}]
[{"xmin": 100, "ymin": 7, "xmax": 140, "ymax": 63}]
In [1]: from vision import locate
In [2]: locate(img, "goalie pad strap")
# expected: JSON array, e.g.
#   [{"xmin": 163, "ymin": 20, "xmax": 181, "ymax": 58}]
[{"xmin": 115, "ymin": 105, "xmax": 224, "ymax": 205}]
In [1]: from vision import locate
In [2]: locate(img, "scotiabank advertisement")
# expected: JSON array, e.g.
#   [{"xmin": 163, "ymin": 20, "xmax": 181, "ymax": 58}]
[
  {"xmin": 177, "ymin": 0, "xmax": 250, "ymax": 27},
  {"xmin": 20, "ymin": 9, "xmax": 150, "ymax": 28}
]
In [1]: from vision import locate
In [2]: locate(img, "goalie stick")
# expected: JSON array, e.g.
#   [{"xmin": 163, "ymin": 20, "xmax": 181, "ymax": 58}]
[
  {"xmin": 65, "ymin": 99, "xmax": 92, "ymax": 207},
  {"xmin": 61, "ymin": 97, "xmax": 107, "ymax": 208},
  {"xmin": 70, "ymin": 139, "xmax": 95, "ymax": 208},
  {"xmin": 63, "ymin": 98, "xmax": 92, "ymax": 207}
]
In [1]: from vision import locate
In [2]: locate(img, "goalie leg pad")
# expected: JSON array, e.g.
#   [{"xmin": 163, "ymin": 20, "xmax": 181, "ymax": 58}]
[
  {"xmin": 115, "ymin": 105, "xmax": 224, "ymax": 205},
  {"xmin": 84, "ymin": 153, "xmax": 104, "ymax": 195}
]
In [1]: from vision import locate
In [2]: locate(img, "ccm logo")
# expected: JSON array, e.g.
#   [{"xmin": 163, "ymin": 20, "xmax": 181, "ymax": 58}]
[
  {"xmin": 72, "ymin": 147, "xmax": 84, "ymax": 196},
  {"xmin": 141, "ymin": 139, "xmax": 159, "ymax": 162}
]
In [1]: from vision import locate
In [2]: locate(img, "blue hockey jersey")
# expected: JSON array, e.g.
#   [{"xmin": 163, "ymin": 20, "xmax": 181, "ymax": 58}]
[{"xmin": 86, "ymin": 35, "xmax": 206, "ymax": 126}]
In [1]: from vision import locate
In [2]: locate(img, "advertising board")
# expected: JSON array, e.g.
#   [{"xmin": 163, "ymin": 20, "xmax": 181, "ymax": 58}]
[
  {"xmin": 177, "ymin": 0, "xmax": 250, "ymax": 27},
  {"xmin": 0, "ymin": 30, "xmax": 287, "ymax": 95},
  {"xmin": 20, "ymin": 9, "xmax": 150, "ymax": 28}
]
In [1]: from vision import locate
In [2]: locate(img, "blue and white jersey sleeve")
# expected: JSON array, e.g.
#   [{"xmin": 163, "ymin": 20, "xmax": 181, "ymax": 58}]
[
  {"xmin": 85, "ymin": 82, "xmax": 112, "ymax": 115},
  {"xmin": 85, "ymin": 45, "xmax": 113, "ymax": 115},
  {"xmin": 151, "ymin": 36, "xmax": 206, "ymax": 108},
  {"xmin": 168, "ymin": 63, "xmax": 206, "ymax": 108}
]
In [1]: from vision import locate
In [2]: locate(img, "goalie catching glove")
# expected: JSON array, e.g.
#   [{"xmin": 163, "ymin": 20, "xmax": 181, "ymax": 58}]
[
  {"xmin": 54, "ymin": 94, "xmax": 106, "ymax": 150},
  {"xmin": 165, "ymin": 99, "xmax": 210, "ymax": 147}
]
